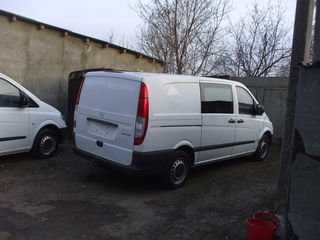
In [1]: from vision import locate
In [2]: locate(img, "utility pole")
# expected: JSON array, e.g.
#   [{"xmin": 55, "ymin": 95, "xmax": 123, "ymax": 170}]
[{"xmin": 276, "ymin": 0, "xmax": 315, "ymax": 238}]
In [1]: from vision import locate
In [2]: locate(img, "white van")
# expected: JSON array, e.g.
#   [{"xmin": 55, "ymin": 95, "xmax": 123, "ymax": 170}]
[
  {"xmin": 0, "ymin": 73, "xmax": 66, "ymax": 158},
  {"xmin": 73, "ymin": 71, "xmax": 273, "ymax": 188}
]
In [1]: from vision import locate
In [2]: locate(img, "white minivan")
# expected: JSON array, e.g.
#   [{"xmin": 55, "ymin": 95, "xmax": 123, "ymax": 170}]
[
  {"xmin": 0, "ymin": 73, "xmax": 66, "ymax": 158},
  {"xmin": 73, "ymin": 71, "xmax": 273, "ymax": 188}
]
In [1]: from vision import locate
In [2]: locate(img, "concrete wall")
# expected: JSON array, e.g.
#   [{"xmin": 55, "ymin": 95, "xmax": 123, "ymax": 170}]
[
  {"xmin": 232, "ymin": 77, "xmax": 288, "ymax": 139},
  {"xmin": 0, "ymin": 13, "xmax": 164, "ymax": 116}
]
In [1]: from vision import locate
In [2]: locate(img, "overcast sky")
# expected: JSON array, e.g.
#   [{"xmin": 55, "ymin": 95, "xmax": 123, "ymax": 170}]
[{"xmin": 0, "ymin": 0, "xmax": 297, "ymax": 47}]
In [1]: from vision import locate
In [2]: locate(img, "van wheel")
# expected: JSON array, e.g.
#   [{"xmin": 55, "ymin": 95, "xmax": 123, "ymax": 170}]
[
  {"xmin": 32, "ymin": 129, "xmax": 58, "ymax": 158},
  {"xmin": 162, "ymin": 150, "xmax": 190, "ymax": 189},
  {"xmin": 252, "ymin": 135, "xmax": 270, "ymax": 161}
]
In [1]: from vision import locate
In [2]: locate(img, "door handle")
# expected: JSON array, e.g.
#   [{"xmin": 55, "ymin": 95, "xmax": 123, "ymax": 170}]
[
  {"xmin": 237, "ymin": 119, "xmax": 244, "ymax": 123},
  {"xmin": 96, "ymin": 140, "xmax": 103, "ymax": 147},
  {"xmin": 228, "ymin": 119, "xmax": 236, "ymax": 124}
]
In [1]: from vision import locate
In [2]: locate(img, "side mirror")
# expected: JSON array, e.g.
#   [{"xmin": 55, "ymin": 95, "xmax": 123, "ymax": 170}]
[
  {"xmin": 254, "ymin": 104, "xmax": 264, "ymax": 115},
  {"xmin": 20, "ymin": 91, "xmax": 29, "ymax": 107}
]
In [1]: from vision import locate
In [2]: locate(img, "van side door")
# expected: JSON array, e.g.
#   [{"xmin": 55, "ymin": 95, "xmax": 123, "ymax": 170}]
[
  {"xmin": 197, "ymin": 82, "xmax": 236, "ymax": 163},
  {"xmin": 0, "ymin": 78, "xmax": 29, "ymax": 155},
  {"xmin": 233, "ymin": 86, "xmax": 264, "ymax": 155}
]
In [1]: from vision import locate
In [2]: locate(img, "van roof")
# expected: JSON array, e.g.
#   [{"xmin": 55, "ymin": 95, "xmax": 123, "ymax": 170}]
[
  {"xmin": 85, "ymin": 70, "xmax": 240, "ymax": 86},
  {"xmin": 135, "ymin": 72, "xmax": 238, "ymax": 84}
]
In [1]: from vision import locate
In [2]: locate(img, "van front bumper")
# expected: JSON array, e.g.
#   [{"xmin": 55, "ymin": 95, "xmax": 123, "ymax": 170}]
[{"xmin": 72, "ymin": 145, "xmax": 172, "ymax": 176}]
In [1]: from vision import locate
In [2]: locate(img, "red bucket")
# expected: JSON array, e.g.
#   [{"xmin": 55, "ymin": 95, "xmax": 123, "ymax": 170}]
[
  {"xmin": 247, "ymin": 218, "xmax": 276, "ymax": 240},
  {"xmin": 253, "ymin": 212, "xmax": 280, "ymax": 225}
]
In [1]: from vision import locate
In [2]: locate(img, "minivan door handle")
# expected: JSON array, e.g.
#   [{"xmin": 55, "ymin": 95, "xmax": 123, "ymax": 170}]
[
  {"xmin": 237, "ymin": 119, "xmax": 244, "ymax": 123},
  {"xmin": 228, "ymin": 119, "xmax": 236, "ymax": 124},
  {"xmin": 96, "ymin": 140, "xmax": 103, "ymax": 147}
]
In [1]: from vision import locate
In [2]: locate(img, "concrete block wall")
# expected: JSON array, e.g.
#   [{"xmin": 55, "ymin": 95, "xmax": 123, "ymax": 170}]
[{"xmin": 0, "ymin": 11, "xmax": 164, "ymax": 116}]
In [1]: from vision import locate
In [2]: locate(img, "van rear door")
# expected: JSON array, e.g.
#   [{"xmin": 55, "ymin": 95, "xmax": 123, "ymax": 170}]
[{"xmin": 74, "ymin": 71, "xmax": 142, "ymax": 166}]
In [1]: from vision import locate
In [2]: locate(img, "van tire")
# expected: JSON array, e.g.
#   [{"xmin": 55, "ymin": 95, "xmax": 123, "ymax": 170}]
[
  {"xmin": 162, "ymin": 150, "xmax": 190, "ymax": 189},
  {"xmin": 252, "ymin": 135, "xmax": 270, "ymax": 161},
  {"xmin": 32, "ymin": 128, "xmax": 58, "ymax": 159}
]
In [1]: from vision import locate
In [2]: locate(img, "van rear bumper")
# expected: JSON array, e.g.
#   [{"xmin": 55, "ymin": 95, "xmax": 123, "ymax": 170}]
[{"xmin": 73, "ymin": 145, "xmax": 172, "ymax": 176}]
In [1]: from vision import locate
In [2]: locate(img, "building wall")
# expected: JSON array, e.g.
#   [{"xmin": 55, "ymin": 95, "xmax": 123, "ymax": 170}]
[
  {"xmin": 232, "ymin": 77, "xmax": 288, "ymax": 140},
  {"xmin": 0, "ymin": 14, "xmax": 164, "ymax": 116}
]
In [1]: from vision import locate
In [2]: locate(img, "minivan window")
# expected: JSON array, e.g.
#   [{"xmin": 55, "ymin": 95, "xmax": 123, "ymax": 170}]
[
  {"xmin": 0, "ymin": 78, "xmax": 21, "ymax": 107},
  {"xmin": 236, "ymin": 86, "xmax": 255, "ymax": 115},
  {"xmin": 200, "ymin": 83, "xmax": 233, "ymax": 114}
]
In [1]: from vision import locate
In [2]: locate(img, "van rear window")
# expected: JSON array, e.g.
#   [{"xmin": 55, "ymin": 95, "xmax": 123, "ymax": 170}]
[{"xmin": 200, "ymin": 83, "xmax": 233, "ymax": 114}]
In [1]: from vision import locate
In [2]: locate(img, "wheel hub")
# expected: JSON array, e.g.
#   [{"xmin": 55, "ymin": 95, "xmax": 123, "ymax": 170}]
[
  {"xmin": 170, "ymin": 158, "xmax": 187, "ymax": 185},
  {"xmin": 40, "ymin": 135, "xmax": 56, "ymax": 156},
  {"xmin": 260, "ymin": 140, "xmax": 268, "ymax": 159}
]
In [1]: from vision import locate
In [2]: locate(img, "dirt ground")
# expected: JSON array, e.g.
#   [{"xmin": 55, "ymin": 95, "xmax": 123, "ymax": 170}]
[{"xmin": 0, "ymin": 142, "xmax": 281, "ymax": 240}]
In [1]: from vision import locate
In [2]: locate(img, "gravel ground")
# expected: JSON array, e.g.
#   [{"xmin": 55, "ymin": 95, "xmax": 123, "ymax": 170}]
[{"xmin": 0, "ymin": 142, "xmax": 281, "ymax": 240}]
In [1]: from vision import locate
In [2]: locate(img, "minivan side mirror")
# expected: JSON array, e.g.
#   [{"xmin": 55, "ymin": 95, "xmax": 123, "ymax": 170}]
[
  {"xmin": 20, "ymin": 91, "xmax": 29, "ymax": 107},
  {"xmin": 254, "ymin": 104, "xmax": 264, "ymax": 115}
]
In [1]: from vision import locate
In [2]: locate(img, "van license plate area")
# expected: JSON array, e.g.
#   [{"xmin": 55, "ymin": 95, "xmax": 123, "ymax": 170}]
[{"xmin": 87, "ymin": 118, "xmax": 117, "ymax": 138}]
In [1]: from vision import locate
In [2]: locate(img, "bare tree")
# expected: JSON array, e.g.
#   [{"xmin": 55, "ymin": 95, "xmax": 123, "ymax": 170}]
[
  {"xmin": 220, "ymin": 2, "xmax": 291, "ymax": 77},
  {"xmin": 105, "ymin": 29, "xmax": 135, "ymax": 49},
  {"xmin": 106, "ymin": 29, "xmax": 116, "ymax": 44},
  {"xmin": 135, "ymin": 0, "xmax": 231, "ymax": 75}
]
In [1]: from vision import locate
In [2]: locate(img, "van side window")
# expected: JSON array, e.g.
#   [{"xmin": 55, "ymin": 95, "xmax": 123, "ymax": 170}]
[
  {"xmin": 200, "ymin": 83, "xmax": 233, "ymax": 114},
  {"xmin": 0, "ymin": 78, "xmax": 21, "ymax": 107},
  {"xmin": 236, "ymin": 86, "xmax": 255, "ymax": 115}
]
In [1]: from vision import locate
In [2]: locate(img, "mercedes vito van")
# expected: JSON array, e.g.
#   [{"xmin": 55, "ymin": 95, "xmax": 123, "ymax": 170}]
[
  {"xmin": 73, "ymin": 71, "xmax": 273, "ymax": 188},
  {"xmin": 0, "ymin": 73, "xmax": 66, "ymax": 158}
]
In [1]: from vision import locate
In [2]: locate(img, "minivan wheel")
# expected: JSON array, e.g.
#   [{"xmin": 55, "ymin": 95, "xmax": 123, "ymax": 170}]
[
  {"xmin": 32, "ymin": 129, "xmax": 58, "ymax": 159},
  {"xmin": 252, "ymin": 135, "xmax": 270, "ymax": 161},
  {"xmin": 162, "ymin": 150, "xmax": 190, "ymax": 189}
]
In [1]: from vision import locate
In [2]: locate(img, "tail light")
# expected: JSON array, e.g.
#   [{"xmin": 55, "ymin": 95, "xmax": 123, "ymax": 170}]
[
  {"xmin": 75, "ymin": 78, "xmax": 84, "ymax": 106},
  {"xmin": 74, "ymin": 78, "xmax": 84, "ymax": 130},
  {"xmin": 134, "ymin": 82, "xmax": 149, "ymax": 145}
]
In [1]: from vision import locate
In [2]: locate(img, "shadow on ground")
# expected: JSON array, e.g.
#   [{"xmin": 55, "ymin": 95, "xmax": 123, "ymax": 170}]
[{"xmin": 0, "ymin": 143, "xmax": 281, "ymax": 240}]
